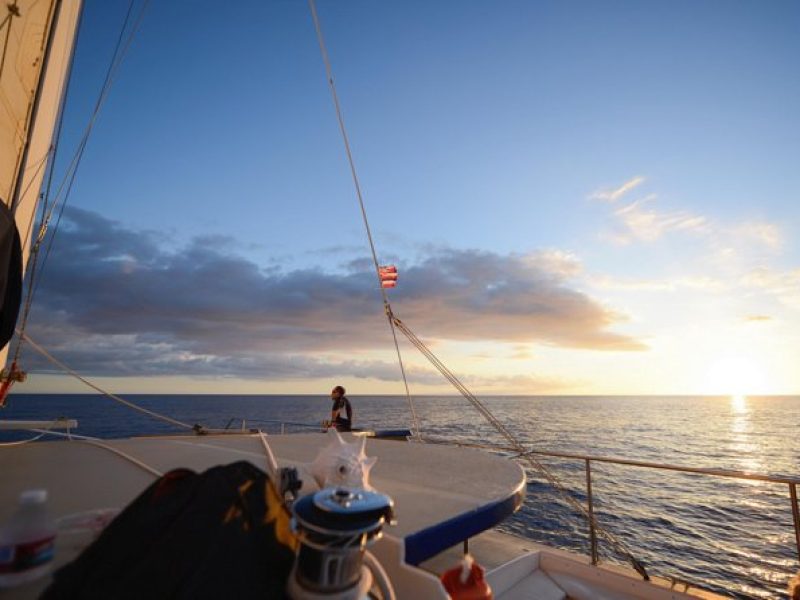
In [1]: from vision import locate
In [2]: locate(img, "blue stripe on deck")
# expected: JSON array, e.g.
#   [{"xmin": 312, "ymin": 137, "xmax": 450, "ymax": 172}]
[{"xmin": 403, "ymin": 482, "xmax": 525, "ymax": 565}]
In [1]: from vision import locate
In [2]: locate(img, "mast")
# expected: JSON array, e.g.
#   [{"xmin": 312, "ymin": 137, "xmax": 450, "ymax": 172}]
[{"xmin": 0, "ymin": 0, "xmax": 83, "ymax": 370}]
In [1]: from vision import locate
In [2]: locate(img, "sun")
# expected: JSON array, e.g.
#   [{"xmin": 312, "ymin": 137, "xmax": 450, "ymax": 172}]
[{"xmin": 702, "ymin": 356, "xmax": 767, "ymax": 396}]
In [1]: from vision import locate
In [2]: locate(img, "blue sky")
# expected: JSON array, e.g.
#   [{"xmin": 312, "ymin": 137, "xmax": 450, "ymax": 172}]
[{"xmin": 16, "ymin": 0, "xmax": 800, "ymax": 395}]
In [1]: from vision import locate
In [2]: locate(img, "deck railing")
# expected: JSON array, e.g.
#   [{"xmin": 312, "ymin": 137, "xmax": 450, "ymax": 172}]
[
  {"xmin": 215, "ymin": 427, "xmax": 800, "ymax": 567},
  {"xmin": 421, "ymin": 437, "xmax": 800, "ymax": 569}
]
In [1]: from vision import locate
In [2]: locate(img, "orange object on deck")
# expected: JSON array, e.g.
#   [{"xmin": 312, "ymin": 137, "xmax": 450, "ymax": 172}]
[{"xmin": 441, "ymin": 555, "xmax": 492, "ymax": 600}]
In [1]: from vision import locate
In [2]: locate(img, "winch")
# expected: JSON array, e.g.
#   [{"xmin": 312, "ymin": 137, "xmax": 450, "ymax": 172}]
[{"xmin": 287, "ymin": 487, "xmax": 395, "ymax": 600}]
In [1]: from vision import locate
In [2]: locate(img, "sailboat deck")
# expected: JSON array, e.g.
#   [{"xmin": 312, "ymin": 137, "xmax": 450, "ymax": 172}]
[{"xmin": 0, "ymin": 432, "xmax": 524, "ymax": 595}]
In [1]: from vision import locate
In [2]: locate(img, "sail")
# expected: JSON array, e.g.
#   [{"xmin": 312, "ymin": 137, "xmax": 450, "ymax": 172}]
[{"xmin": 0, "ymin": 0, "xmax": 83, "ymax": 367}]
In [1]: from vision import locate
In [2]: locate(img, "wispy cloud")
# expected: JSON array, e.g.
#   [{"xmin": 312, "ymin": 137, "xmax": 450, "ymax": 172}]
[
  {"xmin": 21, "ymin": 208, "xmax": 646, "ymax": 380},
  {"xmin": 462, "ymin": 372, "xmax": 574, "ymax": 393},
  {"xmin": 740, "ymin": 267, "xmax": 800, "ymax": 308},
  {"xmin": 593, "ymin": 179, "xmax": 784, "ymax": 258},
  {"xmin": 612, "ymin": 195, "xmax": 709, "ymax": 243},
  {"xmin": 743, "ymin": 314, "xmax": 772, "ymax": 323},
  {"xmin": 590, "ymin": 176, "xmax": 646, "ymax": 203},
  {"xmin": 590, "ymin": 274, "xmax": 727, "ymax": 293},
  {"xmin": 729, "ymin": 222, "xmax": 783, "ymax": 251}
]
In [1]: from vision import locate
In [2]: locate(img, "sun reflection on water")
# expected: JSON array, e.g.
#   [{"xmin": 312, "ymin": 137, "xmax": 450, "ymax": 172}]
[
  {"xmin": 731, "ymin": 394, "xmax": 748, "ymax": 414},
  {"xmin": 729, "ymin": 394, "xmax": 764, "ymax": 476}
]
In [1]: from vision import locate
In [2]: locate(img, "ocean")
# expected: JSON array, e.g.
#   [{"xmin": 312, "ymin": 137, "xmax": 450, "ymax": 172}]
[{"xmin": 2, "ymin": 393, "xmax": 798, "ymax": 598}]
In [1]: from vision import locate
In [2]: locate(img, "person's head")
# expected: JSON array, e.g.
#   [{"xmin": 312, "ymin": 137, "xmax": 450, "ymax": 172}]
[{"xmin": 331, "ymin": 385, "xmax": 345, "ymax": 399}]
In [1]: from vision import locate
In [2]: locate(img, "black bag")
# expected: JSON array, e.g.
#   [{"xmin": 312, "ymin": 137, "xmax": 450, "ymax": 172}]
[
  {"xmin": 43, "ymin": 461, "xmax": 296, "ymax": 599},
  {"xmin": 0, "ymin": 202, "xmax": 22, "ymax": 349}
]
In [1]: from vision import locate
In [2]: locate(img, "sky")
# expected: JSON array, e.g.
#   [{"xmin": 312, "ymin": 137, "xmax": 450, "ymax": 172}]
[{"xmin": 12, "ymin": 0, "xmax": 800, "ymax": 396}]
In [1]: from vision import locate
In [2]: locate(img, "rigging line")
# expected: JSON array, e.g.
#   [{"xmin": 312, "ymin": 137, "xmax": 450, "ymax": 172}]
[
  {"xmin": 9, "ymin": 0, "xmax": 98, "ymax": 365},
  {"xmin": 0, "ymin": 1, "xmax": 20, "ymax": 87},
  {"xmin": 30, "ymin": 428, "xmax": 100, "ymax": 441},
  {"xmin": 385, "ymin": 306, "xmax": 420, "ymax": 438},
  {"xmin": 18, "ymin": 330, "xmax": 196, "ymax": 432},
  {"xmin": 74, "ymin": 439, "xmax": 163, "ymax": 478},
  {"xmin": 29, "ymin": 0, "xmax": 84, "ymax": 247},
  {"xmin": 307, "ymin": 0, "xmax": 420, "ymax": 437},
  {"xmin": 34, "ymin": 0, "xmax": 143, "ymax": 260},
  {"xmin": 9, "ymin": 0, "xmax": 59, "ymax": 215},
  {"xmin": 12, "ymin": 152, "xmax": 60, "ymax": 367},
  {"xmin": 0, "ymin": 432, "xmax": 47, "ymax": 447},
  {"xmin": 24, "ymin": 0, "xmax": 149, "ymax": 321},
  {"xmin": 0, "ymin": 416, "xmax": 70, "ymax": 447},
  {"xmin": 11, "ymin": 0, "xmax": 87, "ymax": 364},
  {"xmin": 18, "ymin": 150, "xmax": 50, "ymax": 253},
  {"xmin": 0, "ymin": 416, "xmax": 66, "ymax": 447},
  {"xmin": 15, "ymin": 150, "xmax": 51, "ymax": 233},
  {"xmin": 36, "ymin": 0, "xmax": 142, "ymax": 247},
  {"xmin": 391, "ymin": 315, "xmax": 650, "ymax": 579}
]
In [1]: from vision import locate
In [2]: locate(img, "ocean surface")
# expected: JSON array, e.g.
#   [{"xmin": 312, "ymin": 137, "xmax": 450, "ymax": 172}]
[{"xmin": 2, "ymin": 393, "xmax": 798, "ymax": 598}]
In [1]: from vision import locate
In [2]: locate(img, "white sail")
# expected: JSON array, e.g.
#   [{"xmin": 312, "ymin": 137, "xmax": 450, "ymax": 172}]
[{"xmin": 0, "ymin": 0, "xmax": 82, "ymax": 368}]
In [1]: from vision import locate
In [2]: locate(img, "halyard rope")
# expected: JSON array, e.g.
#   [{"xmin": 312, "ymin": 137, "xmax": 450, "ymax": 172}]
[
  {"xmin": 308, "ymin": 0, "xmax": 420, "ymax": 439},
  {"xmin": 306, "ymin": 4, "xmax": 650, "ymax": 577}
]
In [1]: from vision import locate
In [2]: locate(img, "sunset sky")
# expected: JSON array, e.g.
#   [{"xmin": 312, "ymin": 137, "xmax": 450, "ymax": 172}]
[{"xmin": 15, "ymin": 0, "xmax": 800, "ymax": 396}]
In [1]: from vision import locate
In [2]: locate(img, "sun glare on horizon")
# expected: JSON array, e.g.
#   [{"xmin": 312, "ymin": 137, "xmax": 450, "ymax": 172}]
[{"xmin": 702, "ymin": 356, "xmax": 768, "ymax": 396}]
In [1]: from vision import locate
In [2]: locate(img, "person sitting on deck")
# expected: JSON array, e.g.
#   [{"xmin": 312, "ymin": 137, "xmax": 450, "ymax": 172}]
[{"xmin": 329, "ymin": 385, "xmax": 353, "ymax": 432}]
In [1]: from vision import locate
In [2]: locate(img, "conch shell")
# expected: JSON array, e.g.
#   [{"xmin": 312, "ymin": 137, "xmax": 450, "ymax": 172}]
[{"xmin": 309, "ymin": 429, "xmax": 377, "ymax": 490}]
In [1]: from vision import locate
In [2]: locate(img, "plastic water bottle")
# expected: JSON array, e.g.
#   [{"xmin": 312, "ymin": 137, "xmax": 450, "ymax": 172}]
[{"xmin": 0, "ymin": 489, "xmax": 57, "ymax": 587}]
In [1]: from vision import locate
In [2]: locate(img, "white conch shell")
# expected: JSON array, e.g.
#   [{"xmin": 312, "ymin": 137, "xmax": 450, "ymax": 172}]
[{"xmin": 309, "ymin": 429, "xmax": 377, "ymax": 491}]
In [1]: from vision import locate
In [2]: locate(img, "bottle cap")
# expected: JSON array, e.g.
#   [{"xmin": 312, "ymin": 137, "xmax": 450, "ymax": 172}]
[{"xmin": 19, "ymin": 489, "xmax": 48, "ymax": 504}]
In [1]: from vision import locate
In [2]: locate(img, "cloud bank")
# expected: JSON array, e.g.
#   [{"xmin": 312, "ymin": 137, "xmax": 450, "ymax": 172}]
[{"xmin": 21, "ymin": 208, "xmax": 645, "ymax": 380}]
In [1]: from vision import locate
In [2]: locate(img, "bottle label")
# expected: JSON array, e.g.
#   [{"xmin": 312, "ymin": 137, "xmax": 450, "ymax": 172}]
[{"xmin": 0, "ymin": 536, "xmax": 55, "ymax": 574}]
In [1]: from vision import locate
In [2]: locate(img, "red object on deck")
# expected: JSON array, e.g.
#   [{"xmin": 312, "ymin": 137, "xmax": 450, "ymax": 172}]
[
  {"xmin": 0, "ymin": 379, "xmax": 12, "ymax": 408},
  {"xmin": 441, "ymin": 557, "xmax": 492, "ymax": 600}
]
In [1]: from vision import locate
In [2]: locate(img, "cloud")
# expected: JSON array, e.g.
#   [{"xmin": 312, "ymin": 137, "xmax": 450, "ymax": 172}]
[
  {"xmin": 462, "ymin": 372, "xmax": 574, "ymax": 394},
  {"xmin": 612, "ymin": 195, "xmax": 709, "ymax": 243},
  {"xmin": 589, "ymin": 274, "xmax": 727, "ymax": 293},
  {"xmin": 524, "ymin": 249, "xmax": 583, "ymax": 278},
  {"xmin": 729, "ymin": 222, "xmax": 783, "ymax": 251},
  {"xmin": 593, "ymin": 179, "xmax": 782, "ymax": 258},
  {"xmin": 742, "ymin": 315, "xmax": 772, "ymax": 323},
  {"xmin": 590, "ymin": 176, "xmax": 646, "ymax": 203},
  {"xmin": 19, "ymin": 207, "xmax": 646, "ymax": 379},
  {"xmin": 740, "ymin": 267, "xmax": 800, "ymax": 308}
]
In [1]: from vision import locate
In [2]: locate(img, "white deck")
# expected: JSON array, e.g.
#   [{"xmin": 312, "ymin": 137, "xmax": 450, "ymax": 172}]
[
  {"xmin": 0, "ymin": 432, "xmax": 524, "ymax": 537},
  {"xmin": 0, "ymin": 432, "xmax": 523, "ymax": 597},
  {"xmin": 0, "ymin": 432, "xmax": 724, "ymax": 599}
]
